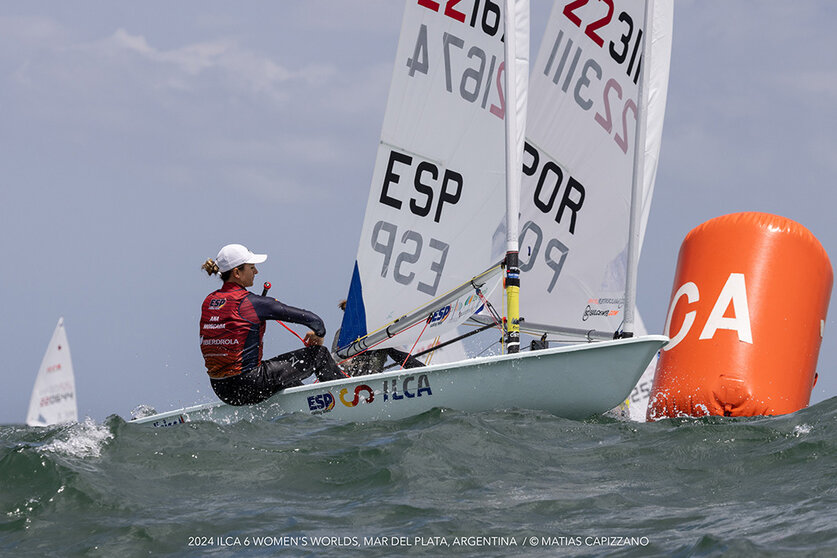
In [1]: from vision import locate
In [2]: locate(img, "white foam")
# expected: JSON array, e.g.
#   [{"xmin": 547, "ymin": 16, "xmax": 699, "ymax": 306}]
[{"xmin": 40, "ymin": 418, "xmax": 113, "ymax": 458}]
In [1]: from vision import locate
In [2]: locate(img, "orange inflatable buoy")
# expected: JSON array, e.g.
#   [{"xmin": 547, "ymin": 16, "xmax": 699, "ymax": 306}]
[{"xmin": 647, "ymin": 212, "xmax": 832, "ymax": 420}]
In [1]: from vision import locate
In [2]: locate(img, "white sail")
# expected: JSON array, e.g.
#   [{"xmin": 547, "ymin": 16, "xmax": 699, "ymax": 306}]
[
  {"xmin": 517, "ymin": 0, "xmax": 672, "ymax": 336},
  {"xmin": 26, "ymin": 318, "xmax": 78, "ymax": 426},
  {"xmin": 338, "ymin": 0, "xmax": 529, "ymax": 357}
]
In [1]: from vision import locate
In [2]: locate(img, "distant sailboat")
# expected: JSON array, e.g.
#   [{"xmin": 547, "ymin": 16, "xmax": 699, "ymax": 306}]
[{"xmin": 26, "ymin": 318, "xmax": 78, "ymax": 426}]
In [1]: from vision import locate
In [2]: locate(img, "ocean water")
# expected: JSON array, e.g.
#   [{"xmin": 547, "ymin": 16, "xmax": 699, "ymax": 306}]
[{"xmin": 2, "ymin": 399, "xmax": 836, "ymax": 558}]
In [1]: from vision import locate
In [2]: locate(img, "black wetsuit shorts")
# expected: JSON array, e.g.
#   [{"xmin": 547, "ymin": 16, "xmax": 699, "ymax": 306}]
[{"xmin": 210, "ymin": 345, "xmax": 345, "ymax": 406}]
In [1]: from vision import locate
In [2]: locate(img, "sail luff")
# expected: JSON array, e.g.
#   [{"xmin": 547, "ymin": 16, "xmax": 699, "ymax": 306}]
[
  {"xmin": 638, "ymin": 0, "xmax": 674, "ymax": 246},
  {"xmin": 503, "ymin": 0, "xmax": 529, "ymax": 255},
  {"xmin": 622, "ymin": 0, "xmax": 655, "ymax": 335},
  {"xmin": 502, "ymin": 0, "xmax": 529, "ymax": 354}
]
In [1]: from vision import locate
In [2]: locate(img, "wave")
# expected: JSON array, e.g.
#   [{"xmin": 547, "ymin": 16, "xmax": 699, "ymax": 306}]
[{"xmin": 1, "ymin": 398, "xmax": 836, "ymax": 556}]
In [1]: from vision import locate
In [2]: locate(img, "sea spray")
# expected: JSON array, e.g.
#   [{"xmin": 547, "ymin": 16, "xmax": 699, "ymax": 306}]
[{"xmin": 39, "ymin": 418, "xmax": 113, "ymax": 458}]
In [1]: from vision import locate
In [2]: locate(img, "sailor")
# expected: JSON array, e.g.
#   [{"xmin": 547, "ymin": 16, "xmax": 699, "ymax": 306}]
[{"xmin": 200, "ymin": 243, "xmax": 346, "ymax": 406}]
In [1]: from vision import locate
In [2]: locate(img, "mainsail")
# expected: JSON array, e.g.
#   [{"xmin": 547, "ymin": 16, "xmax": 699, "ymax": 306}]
[
  {"xmin": 517, "ymin": 0, "xmax": 672, "ymax": 338},
  {"xmin": 26, "ymin": 317, "xmax": 78, "ymax": 426},
  {"xmin": 338, "ymin": 0, "xmax": 530, "ymax": 358}
]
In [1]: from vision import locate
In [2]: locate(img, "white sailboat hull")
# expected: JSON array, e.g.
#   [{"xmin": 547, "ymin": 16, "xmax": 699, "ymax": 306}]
[{"xmin": 131, "ymin": 335, "xmax": 667, "ymax": 427}]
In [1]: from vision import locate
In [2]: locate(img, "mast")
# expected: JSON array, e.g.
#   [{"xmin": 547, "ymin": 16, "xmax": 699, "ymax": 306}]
[
  {"xmin": 503, "ymin": 0, "xmax": 529, "ymax": 353},
  {"xmin": 622, "ymin": 0, "xmax": 654, "ymax": 337}
]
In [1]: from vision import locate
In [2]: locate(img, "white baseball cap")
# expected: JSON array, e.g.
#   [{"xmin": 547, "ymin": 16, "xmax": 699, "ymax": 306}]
[{"xmin": 216, "ymin": 244, "xmax": 267, "ymax": 273}]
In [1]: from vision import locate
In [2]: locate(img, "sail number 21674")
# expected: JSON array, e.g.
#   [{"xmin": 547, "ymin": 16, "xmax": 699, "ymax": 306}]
[{"xmin": 406, "ymin": 24, "xmax": 507, "ymax": 121}]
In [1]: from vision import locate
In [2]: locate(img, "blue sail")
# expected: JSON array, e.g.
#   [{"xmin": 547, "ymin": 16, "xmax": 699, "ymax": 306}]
[{"xmin": 337, "ymin": 262, "xmax": 368, "ymax": 350}]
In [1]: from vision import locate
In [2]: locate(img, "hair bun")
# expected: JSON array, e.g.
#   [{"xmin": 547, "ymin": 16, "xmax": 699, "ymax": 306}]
[{"xmin": 201, "ymin": 258, "xmax": 220, "ymax": 276}]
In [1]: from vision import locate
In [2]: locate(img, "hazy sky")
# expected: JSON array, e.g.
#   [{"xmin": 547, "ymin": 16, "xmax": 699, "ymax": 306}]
[{"xmin": 2, "ymin": 1, "xmax": 835, "ymax": 424}]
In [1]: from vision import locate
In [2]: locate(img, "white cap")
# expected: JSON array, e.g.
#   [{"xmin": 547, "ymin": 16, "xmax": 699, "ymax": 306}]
[{"xmin": 216, "ymin": 244, "xmax": 267, "ymax": 273}]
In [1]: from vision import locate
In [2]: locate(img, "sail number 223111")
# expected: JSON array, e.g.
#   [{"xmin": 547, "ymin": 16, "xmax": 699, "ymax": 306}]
[{"xmin": 540, "ymin": 1, "xmax": 649, "ymax": 156}]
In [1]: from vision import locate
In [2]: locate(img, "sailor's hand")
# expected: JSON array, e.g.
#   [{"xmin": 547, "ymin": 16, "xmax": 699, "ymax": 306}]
[{"xmin": 304, "ymin": 331, "xmax": 324, "ymax": 346}]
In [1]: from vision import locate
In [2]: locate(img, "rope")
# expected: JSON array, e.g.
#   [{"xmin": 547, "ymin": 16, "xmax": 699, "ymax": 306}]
[
  {"xmin": 261, "ymin": 284, "xmax": 311, "ymax": 347},
  {"xmin": 276, "ymin": 321, "xmax": 307, "ymax": 345},
  {"xmin": 475, "ymin": 288, "xmax": 505, "ymax": 333},
  {"xmin": 336, "ymin": 316, "xmax": 428, "ymax": 367},
  {"xmin": 337, "ymin": 263, "xmax": 503, "ymax": 356},
  {"xmin": 400, "ymin": 316, "xmax": 431, "ymax": 370},
  {"xmin": 261, "ymin": 282, "xmax": 349, "ymax": 378},
  {"xmin": 475, "ymin": 339, "xmax": 502, "ymax": 357}
]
